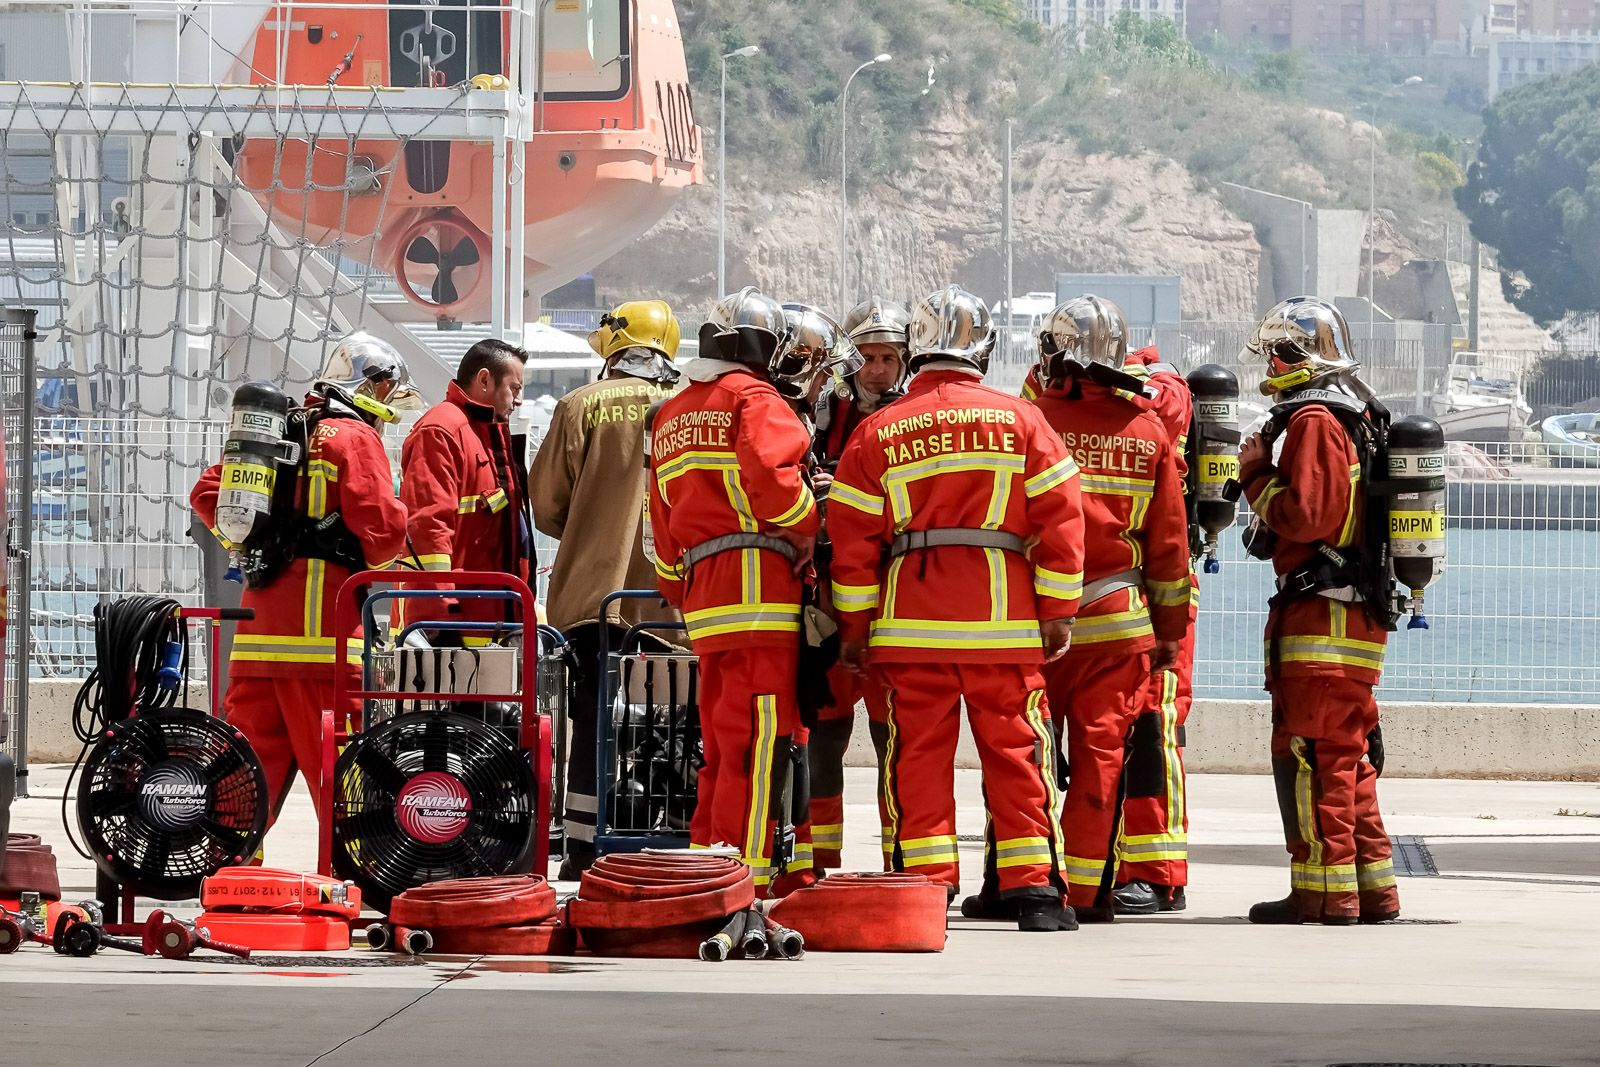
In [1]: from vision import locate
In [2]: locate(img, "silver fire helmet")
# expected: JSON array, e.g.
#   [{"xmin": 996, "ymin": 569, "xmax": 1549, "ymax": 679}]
[
  {"xmin": 907, "ymin": 284, "xmax": 996, "ymax": 374},
  {"xmin": 1247, "ymin": 296, "xmax": 1361, "ymax": 396},
  {"xmin": 316, "ymin": 331, "xmax": 422, "ymax": 413},
  {"xmin": 1037, "ymin": 295, "xmax": 1129, "ymax": 382},
  {"xmin": 842, "ymin": 296, "xmax": 912, "ymax": 353}
]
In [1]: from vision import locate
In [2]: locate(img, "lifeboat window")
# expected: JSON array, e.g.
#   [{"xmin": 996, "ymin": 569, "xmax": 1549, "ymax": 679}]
[
  {"xmin": 542, "ymin": 0, "xmax": 629, "ymax": 101},
  {"xmin": 389, "ymin": 0, "xmax": 503, "ymax": 88},
  {"xmin": 405, "ymin": 141, "xmax": 452, "ymax": 195}
]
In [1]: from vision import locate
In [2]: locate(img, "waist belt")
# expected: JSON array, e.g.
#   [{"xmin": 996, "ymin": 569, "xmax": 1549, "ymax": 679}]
[
  {"xmin": 681, "ymin": 533, "xmax": 799, "ymax": 570},
  {"xmin": 888, "ymin": 528, "xmax": 1027, "ymax": 559},
  {"xmin": 1276, "ymin": 575, "xmax": 1364, "ymax": 603},
  {"xmin": 1081, "ymin": 568, "xmax": 1143, "ymax": 605}
]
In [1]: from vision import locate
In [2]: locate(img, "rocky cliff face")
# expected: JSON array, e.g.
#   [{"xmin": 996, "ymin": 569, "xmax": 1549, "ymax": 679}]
[{"xmin": 588, "ymin": 104, "xmax": 1263, "ymax": 320}]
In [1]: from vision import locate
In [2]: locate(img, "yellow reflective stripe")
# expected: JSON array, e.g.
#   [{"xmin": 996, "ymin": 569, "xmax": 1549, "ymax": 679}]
[
  {"xmin": 304, "ymin": 559, "xmax": 325, "ymax": 638},
  {"xmin": 1024, "ymin": 688, "xmax": 1067, "ymax": 870},
  {"xmin": 1070, "ymin": 606, "xmax": 1154, "ymax": 645},
  {"xmin": 811, "ymin": 824, "xmax": 844, "ymax": 850},
  {"xmin": 1119, "ymin": 832, "xmax": 1188, "ymax": 861},
  {"xmin": 1061, "ymin": 854, "xmax": 1107, "ymax": 887},
  {"xmin": 828, "ymin": 479, "xmax": 885, "ymax": 516},
  {"xmin": 743, "ymin": 694, "xmax": 779, "ymax": 873},
  {"xmin": 1020, "ymin": 377, "xmax": 1039, "ymax": 401},
  {"xmin": 655, "ymin": 449, "xmax": 739, "ymax": 484},
  {"xmin": 881, "ymin": 692, "xmax": 903, "ymax": 862},
  {"xmin": 1337, "ymin": 462, "xmax": 1362, "ymax": 546},
  {"xmin": 1358, "ymin": 859, "xmax": 1396, "ymax": 891},
  {"xmin": 1158, "ymin": 670, "xmax": 1185, "ymax": 836},
  {"xmin": 897, "ymin": 834, "xmax": 959, "ymax": 864},
  {"xmin": 985, "ymin": 547, "xmax": 1008, "ymax": 623},
  {"xmin": 786, "ymin": 839, "xmax": 815, "ymax": 873},
  {"xmin": 721, "ymin": 469, "xmax": 759, "ymax": 534},
  {"xmin": 770, "ymin": 483, "xmax": 815, "ymax": 528},
  {"xmin": 1079, "ymin": 472, "xmax": 1154, "ymax": 498},
  {"xmin": 1292, "ymin": 736, "xmax": 1322, "ymax": 869},
  {"xmin": 414, "ymin": 553, "xmax": 453, "ymax": 571},
  {"xmin": 683, "ymin": 603, "xmax": 801, "ymax": 639},
  {"xmin": 1292, "ymin": 862, "xmax": 1358, "ymax": 894},
  {"xmin": 1249, "ymin": 477, "xmax": 1286, "ymax": 520},
  {"xmin": 1033, "ymin": 565, "xmax": 1083, "ymax": 601},
  {"xmin": 884, "ymin": 452, "xmax": 1027, "ymax": 525},
  {"xmin": 654, "ymin": 553, "xmax": 683, "ymax": 581},
  {"xmin": 306, "ymin": 459, "xmax": 339, "ymax": 480},
  {"xmin": 1147, "ymin": 576, "xmax": 1192, "ymax": 608},
  {"xmin": 457, "ymin": 495, "xmax": 483, "ymax": 514},
  {"xmin": 869, "ymin": 618, "xmax": 1042, "ymax": 649},
  {"xmin": 830, "ymin": 581, "xmax": 880, "ymax": 612},
  {"xmin": 1275, "ymin": 635, "xmax": 1387, "ymax": 671},
  {"xmin": 1024, "ymin": 455, "xmax": 1079, "ymax": 498}
]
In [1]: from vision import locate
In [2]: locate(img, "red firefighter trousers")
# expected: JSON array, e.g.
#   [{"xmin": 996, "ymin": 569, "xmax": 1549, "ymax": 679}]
[
  {"xmin": 693, "ymin": 647, "xmax": 804, "ymax": 895},
  {"xmin": 878, "ymin": 662, "xmax": 1064, "ymax": 897},
  {"xmin": 224, "ymin": 675, "xmax": 351, "ymax": 829},
  {"xmin": 1047, "ymin": 653, "xmax": 1153, "ymax": 910},
  {"xmin": 807, "ymin": 663, "xmax": 890, "ymax": 869},
  {"xmin": 1117, "ymin": 615, "xmax": 1196, "ymax": 890},
  {"xmin": 1270, "ymin": 674, "xmax": 1400, "ymax": 920}
]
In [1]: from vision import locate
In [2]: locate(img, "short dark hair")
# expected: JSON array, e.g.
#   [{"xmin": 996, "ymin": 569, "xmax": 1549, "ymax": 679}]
[{"xmin": 457, "ymin": 338, "xmax": 528, "ymax": 388}]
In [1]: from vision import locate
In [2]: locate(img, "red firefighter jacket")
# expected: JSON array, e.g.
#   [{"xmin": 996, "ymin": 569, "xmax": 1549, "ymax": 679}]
[
  {"xmin": 191, "ymin": 409, "xmax": 407, "ymax": 679},
  {"xmin": 828, "ymin": 368, "xmax": 1086, "ymax": 665},
  {"xmin": 400, "ymin": 381, "xmax": 534, "ymax": 629},
  {"xmin": 1124, "ymin": 346, "xmax": 1193, "ymax": 464},
  {"xmin": 1029, "ymin": 378, "xmax": 1192, "ymax": 658},
  {"xmin": 647, "ymin": 367, "xmax": 819, "ymax": 652},
  {"xmin": 1240, "ymin": 404, "xmax": 1388, "ymax": 687}
]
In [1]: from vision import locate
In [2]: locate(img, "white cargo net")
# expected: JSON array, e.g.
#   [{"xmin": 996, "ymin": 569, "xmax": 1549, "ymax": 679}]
[{"xmin": 0, "ymin": 0, "xmax": 531, "ymax": 675}]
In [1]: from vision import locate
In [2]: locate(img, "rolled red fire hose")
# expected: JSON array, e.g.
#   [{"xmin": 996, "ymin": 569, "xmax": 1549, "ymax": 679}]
[
  {"xmin": 769, "ymin": 872, "xmax": 948, "ymax": 952},
  {"xmin": 1, "ymin": 833, "xmax": 62, "ymax": 902},
  {"xmin": 568, "ymin": 853, "xmax": 754, "ymax": 958},
  {"xmin": 381, "ymin": 875, "xmax": 571, "ymax": 956}
]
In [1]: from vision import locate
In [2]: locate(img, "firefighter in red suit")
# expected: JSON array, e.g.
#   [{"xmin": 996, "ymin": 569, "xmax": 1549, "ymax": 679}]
[
  {"xmin": 191, "ymin": 334, "xmax": 413, "ymax": 829},
  {"xmin": 1008, "ymin": 297, "xmax": 1190, "ymax": 923},
  {"xmin": 1238, "ymin": 297, "xmax": 1401, "ymax": 925},
  {"xmin": 400, "ymin": 338, "xmax": 533, "ymax": 633},
  {"xmin": 1114, "ymin": 344, "xmax": 1199, "ymax": 914},
  {"xmin": 646, "ymin": 288, "xmax": 821, "ymax": 896},
  {"xmin": 830, "ymin": 285, "xmax": 1086, "ymax": 932},
  {"xmin": 807, "ymin": 295, "xmax": 909, "ymax": 872}
]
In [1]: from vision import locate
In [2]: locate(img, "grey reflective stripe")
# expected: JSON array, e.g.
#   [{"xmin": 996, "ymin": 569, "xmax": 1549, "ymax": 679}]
[
  {"xmin": 870, "ymin": 623, "xmax": 1041, "ymax": 642},
  {"xmin": 899, "ymin": 841, "xmax": 958, "ymax": 861},
  {"xmin": 889, "ymin": 527, "xmax": 1027, "ymax": 559},
  {"xmin": 682, "ymin": 533, "xmax": 799, "ymax": 569},
  {"xmin": 1081, "ymin": 568, "xmax": 1143, "ymax": 604}
]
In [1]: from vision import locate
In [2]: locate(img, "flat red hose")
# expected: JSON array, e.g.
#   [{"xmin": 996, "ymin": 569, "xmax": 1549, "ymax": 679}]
[
  {"xmin": 769, "ymin": 872, "xmax": 948, "ymax": 952},
  {"xmin": 1, "ymin": 833, "xmax": 61, "ymax": 901},
  {"xmin": 388, "ymin": 875, "xmax": 557, "ymax": 929},
  {"xmin": 568, "ymin": 853, "xmax": 755, "ymax": 958}
]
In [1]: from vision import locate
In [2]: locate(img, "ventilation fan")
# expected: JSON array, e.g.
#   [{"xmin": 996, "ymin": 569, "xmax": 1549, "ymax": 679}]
[
  {"xmin": 76, "ymin": 709, "xmax": 268, "ymax": 900},
  {"xmin": 330, "ymin": 710, "xmax": 536, "ymax": 911}
]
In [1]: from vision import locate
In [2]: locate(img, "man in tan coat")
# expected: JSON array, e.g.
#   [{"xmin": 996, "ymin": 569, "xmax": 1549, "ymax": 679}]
[{"xmin": 530, "ymin": 300, "xmax": 683, "ymax": 876}]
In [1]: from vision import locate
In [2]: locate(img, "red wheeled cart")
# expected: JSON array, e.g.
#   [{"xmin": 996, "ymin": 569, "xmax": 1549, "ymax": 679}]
[{"xmin": 318, "ymin": 570, "xmax": 552, "ymax": 911}]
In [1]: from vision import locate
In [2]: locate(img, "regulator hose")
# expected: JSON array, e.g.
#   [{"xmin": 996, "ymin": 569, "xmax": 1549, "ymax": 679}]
[{"xmin": 62, "ymin": 596, "xmax": 187, "ymax": 859}]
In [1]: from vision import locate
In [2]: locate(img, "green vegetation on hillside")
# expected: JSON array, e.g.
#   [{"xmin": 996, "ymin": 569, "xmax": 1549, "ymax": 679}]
[
  {"xmin": 683, "ymin": 2, "xmax": 1470, "ymax": 249},
  {"xmin": 1458, "ymin": 63, "xmax": 1600, "ymax": 323}
]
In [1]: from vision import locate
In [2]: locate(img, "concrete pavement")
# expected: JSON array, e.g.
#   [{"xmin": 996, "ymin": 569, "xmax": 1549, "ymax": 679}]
[{"xmin": 3, "ymin": 766, "xmax": 1598, "ymax": 1065}]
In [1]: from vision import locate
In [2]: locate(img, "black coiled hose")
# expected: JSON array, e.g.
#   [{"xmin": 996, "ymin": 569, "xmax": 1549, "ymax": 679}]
[{"xmin": 62, "ymin": 596, "xmax": 186, "ymax": 858}]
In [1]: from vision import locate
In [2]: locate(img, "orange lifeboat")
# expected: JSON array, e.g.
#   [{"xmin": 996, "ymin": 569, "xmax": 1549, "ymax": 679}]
[{"xmin": 234, "ymin": 0, "xmax": 701, "ymax": 322}]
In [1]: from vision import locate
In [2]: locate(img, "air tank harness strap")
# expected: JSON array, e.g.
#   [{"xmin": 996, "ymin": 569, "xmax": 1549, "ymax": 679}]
[
  {"xmin": 887, "ymin": 528, "xmax": 1027, "ymax": 559},
  {"xmin": 1081, "ymin": 568, "xmax": 1143, "ymax": 606},
  {"xmin": 681, "ymin": 534, "xmax": 800, "ymax": 570}
]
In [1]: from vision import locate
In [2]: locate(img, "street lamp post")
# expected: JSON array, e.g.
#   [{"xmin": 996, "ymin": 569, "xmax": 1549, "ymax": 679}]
[
  {"xmin": 1368, "ymin": 75, "xmax": 1423, "ymax": 344},
  {"xmin": 718, "ymin": 45, "xmax": 761, "ymax": 297},
  {"xmin": 838, "ymin": 53, "xmax": 892, "ymax": 315}
]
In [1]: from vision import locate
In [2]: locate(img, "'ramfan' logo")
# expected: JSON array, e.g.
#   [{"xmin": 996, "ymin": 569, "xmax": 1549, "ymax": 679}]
[
  {"xmin": 138, "ymin": 761, "xmax": 211, "ymax": 832},
  {"xmin": 396, "ymin": 772, "xmax": 472, "ymax": 845}
]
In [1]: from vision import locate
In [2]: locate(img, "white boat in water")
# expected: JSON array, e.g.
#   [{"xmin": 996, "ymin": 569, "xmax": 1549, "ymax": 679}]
[
  {"xmin": 1429, "ymin": 357, "xmax": 1532, "ymax": 442},
  {"xmin": 1541, "ymin": 412, "xmax": 1600, "ymax": 468}
]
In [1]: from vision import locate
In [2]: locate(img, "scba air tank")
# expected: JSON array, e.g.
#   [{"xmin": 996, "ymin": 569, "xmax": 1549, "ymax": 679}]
[
  {"xmin": 1386, "ymin": 414, "xmax": 1447, "ymax": 629},
  {"xmin": 1185, "ymin": 364, "xmax": 1242, "ymax": 573},
  {"xmin": 215, "ymin": 381, "xmax": 291, "ymax": 554}
]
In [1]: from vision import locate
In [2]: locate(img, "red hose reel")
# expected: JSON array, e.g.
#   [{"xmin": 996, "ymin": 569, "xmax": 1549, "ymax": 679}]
[{"xmin": 569, "ymin": 853, "xmax": 754, "ymax": 958}]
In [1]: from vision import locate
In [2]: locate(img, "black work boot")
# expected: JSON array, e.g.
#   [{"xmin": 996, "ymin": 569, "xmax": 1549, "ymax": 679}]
[
  {"xmin": 960, "ymin": 893, "xmax": 1016, "ymax": 921},
  {"xmin": 557, "ymin": 839, "xmax": 595, "ymax": 882},
  {"xmin": 1112, "ymin": 881, "xmax": 1161, "ymax": 915},
  {"xmin": 1248, "ymin": 895, "xmax": 1306, "ymax": 925},
  {"xmin": 1075, "ymin": 903, "xmax": 1116, "ymax": 923},
  {"xmin": 1015, "ymin": 897, "xmax": 1079, "ymax": 932},
  {"xmin": 1163, "ymin": 886, "xmax": 1187, "ymax": 912}
]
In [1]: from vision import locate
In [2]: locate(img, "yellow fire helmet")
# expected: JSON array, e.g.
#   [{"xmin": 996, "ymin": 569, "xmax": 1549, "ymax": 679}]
[{"xmin": 588, "ymin": 299, "xmax": 682, "ymax": 361}]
